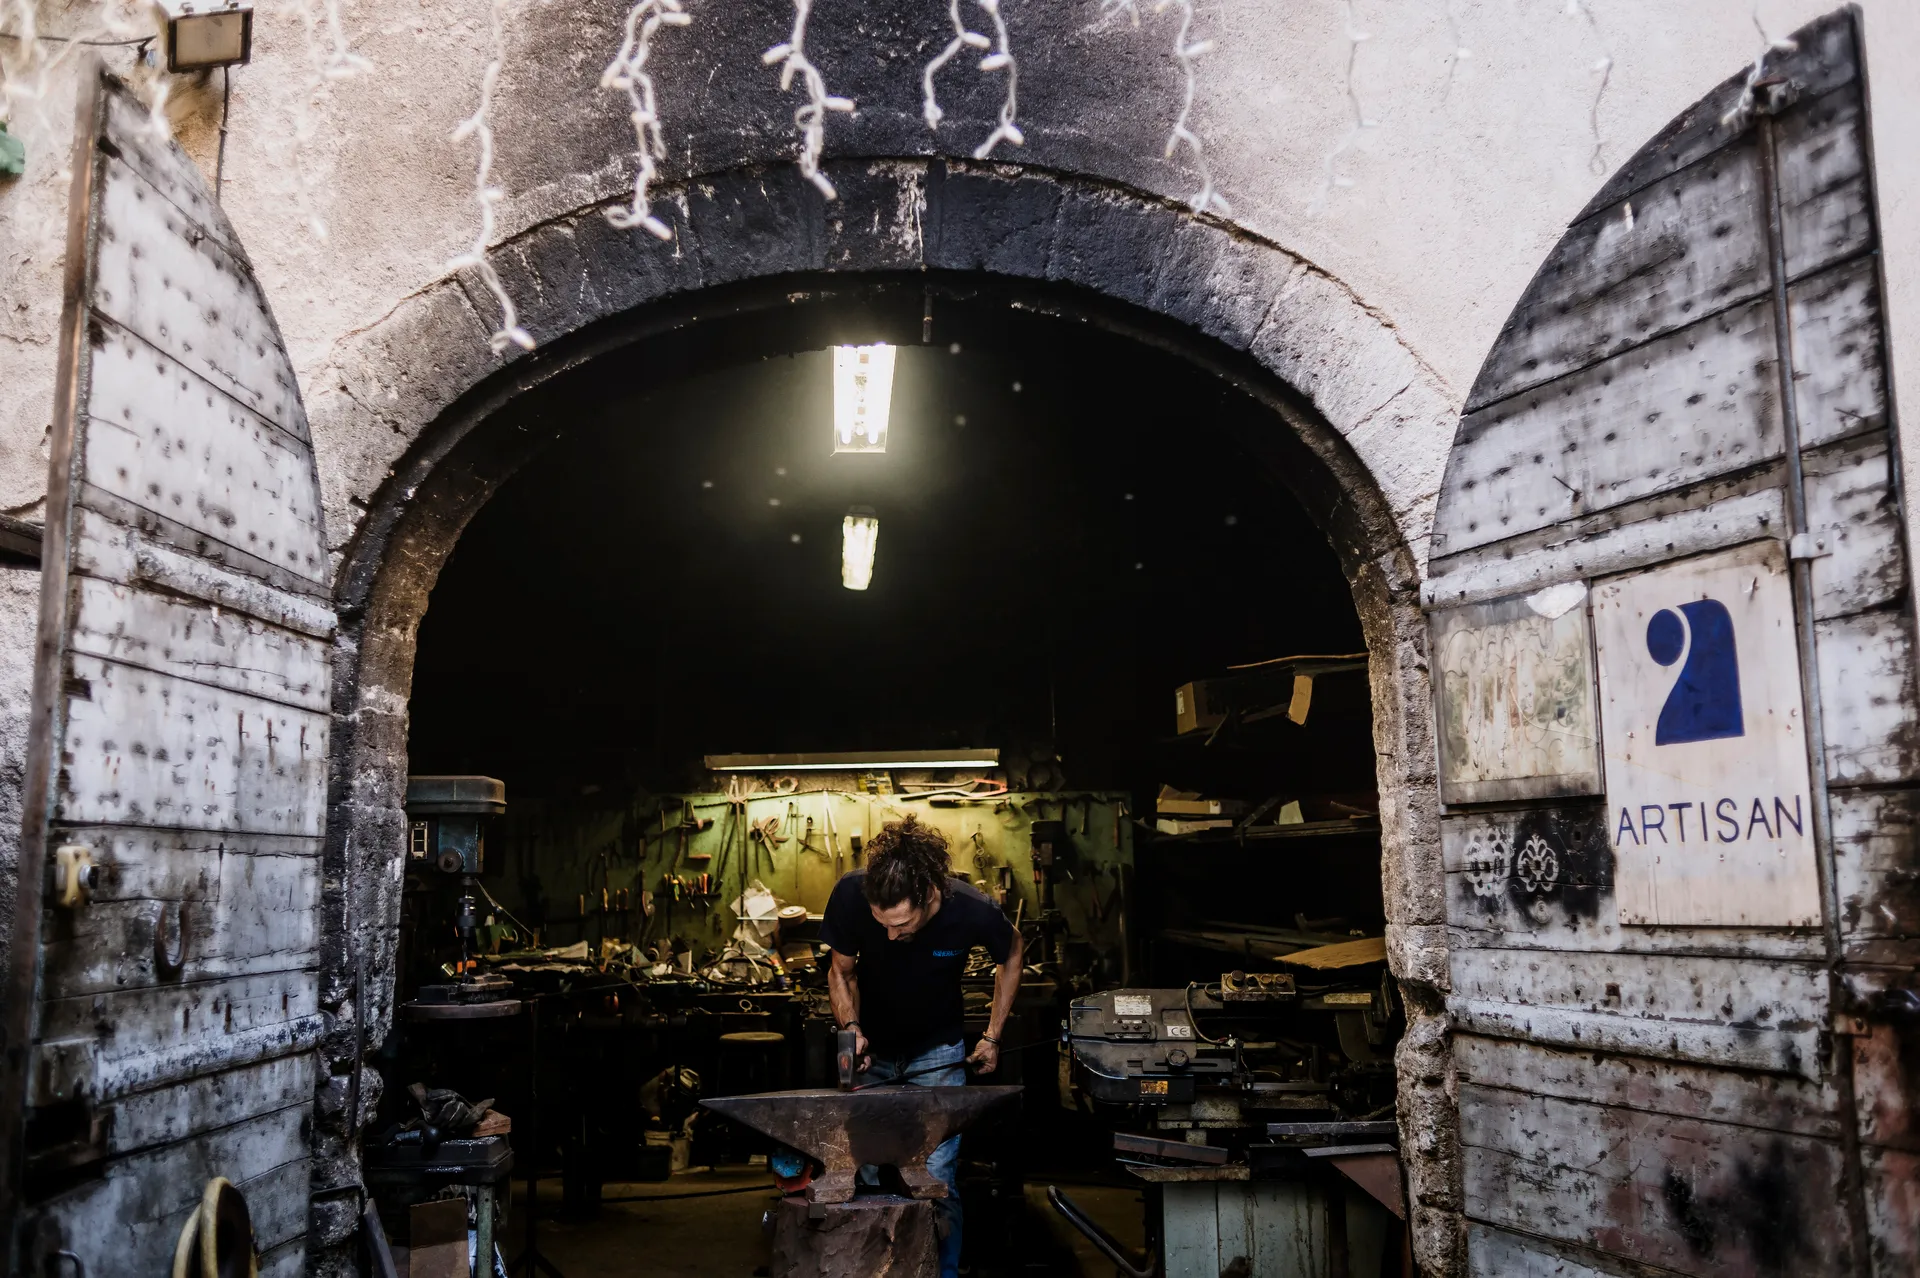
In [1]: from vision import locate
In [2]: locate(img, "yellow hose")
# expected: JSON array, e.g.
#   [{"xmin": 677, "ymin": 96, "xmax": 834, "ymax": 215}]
[{"xmin": 170, "ymin": 1179, "xmax": 258, "ymax": 1278}]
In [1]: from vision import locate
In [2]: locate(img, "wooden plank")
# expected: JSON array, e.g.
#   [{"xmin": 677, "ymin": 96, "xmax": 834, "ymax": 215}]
[
  {"xmin": 1815, "ymin": 609, "xmax": 1918, "ymax": 786},
  {"xmin": 68, "ymin": 574, "xmax": 330, "ymax": 712},
  {"xmin": 24, "ymin": 1100, "xmax": 310, "ymax": 1277},
  {"xmin": 1862, "ymin": 1146, "xmax": 1920, "ymax": 1275},
  {"xmin": 1442, "ymin": 808, "xmax": 1616, "ymax": 944},
  {"xmin": 92, "ymin": 157, "xmax": 307, "ymax": 439},
  {"xmin": 1447, "ymin": 947, "xmax": 1826, "ymax": 1077},
  {"xmin": 1460, "ymin": 1086, "xmax": 1850, "ymax": 1276},
  {"xmin": 98, "ymin": 88, "xmax": 243, "ymax": 257},
  {"xmin": 1423, "ymin": 487, "xmax": 1784, "ymax": 611},
  {"xmin": 1803, "ymin": 433, "xmax": 1903, "ymax": 620},
  {"xmin": 1466, "ymin": 88, "xmax": 1868, "ymax": 415},
  {"xmin": 1454, "ymin": 1034, "xmax": 1843, "ymax": 1139},
  {"xmin": 38, "ymin": 838, "xmax": 317, "ymax": 999},
  {"xmin": 1831, "ymin": 788, "xmax": 1920, "ymax": 949},
  {"xmin": 1774, "ymin": 87, "xmax": 1872, "ymax": 280},
  {"xmin": 1466, "ymin": 1221, "xmax": 1636, "ymax": 1278},
  {"xmin": 1447, "ymin": 901, "xmax": 1824, "ymax": 963},
  {"xmin": 54, "ymin": 652, "xmax": 329, "ymax": 836},
  {"xmin": 80, "ymin": 318, "xmax": 326, "ymax": 585},
  {"xmin": 37, "ymin": 969, "xmax": 320, "ymax": 1102},
  {"xmin": 108, "ymin": 1052, "xmax": 316, "ymax": 1155},
  {"xmin": 1790, "ymin": 255, "xmax": 1889, "ymax": 450},
  {"xmin": 258, "ymin": 1235, "xmax": 307, "ymax": 1278},
  {"xmin": 72, "ymin": 504, "xmax": 335, "ymax": 632},
  {"xmin": 1439, "ymin": 295, "xmax": 1782, "ymax": 556},
  {"xmin": 1466, "ymin": 141, "xmax": 1767, "ymax": 411}
]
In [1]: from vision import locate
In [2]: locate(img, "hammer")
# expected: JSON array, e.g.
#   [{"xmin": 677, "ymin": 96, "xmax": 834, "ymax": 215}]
[{"xmin": 836, "ymin": 1028, "xmax": 862, "ymax": 1090}]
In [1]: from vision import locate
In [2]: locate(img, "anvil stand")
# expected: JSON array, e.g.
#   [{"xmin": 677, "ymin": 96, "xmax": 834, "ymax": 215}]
[{"xmin": 510, "ymin": 994, "xmax": 567, "ymax": 1278}]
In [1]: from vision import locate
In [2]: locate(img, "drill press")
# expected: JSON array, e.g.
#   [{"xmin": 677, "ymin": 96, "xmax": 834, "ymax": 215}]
[{"xmin": 404, "ymin": 775, "xmax": 515, "ymax": 1009}]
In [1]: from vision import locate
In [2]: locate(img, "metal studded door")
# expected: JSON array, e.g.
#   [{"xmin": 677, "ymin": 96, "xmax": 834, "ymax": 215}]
[
  {"xmin": 1425, "ymin": 9, "xmax": 1914, "ymax": 1275},
  {"xmin": 0, "ymin": 68, "xmax": 332, "ymax": 1275}
]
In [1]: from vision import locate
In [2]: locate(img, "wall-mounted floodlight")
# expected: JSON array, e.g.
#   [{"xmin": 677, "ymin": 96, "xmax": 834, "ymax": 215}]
[
  {"xmin": 833, "ymin": 343, "xmax": 894, "ymax": 453},
  {"xmin": 705, "ymin": 750, "xmax": 1001, "ymax": 772},
  {"xmin": 842, "ymin": 507, "xmax": 878, "ymax": 590},
  {"xmin": 155, "ymin": 0, "xmax": 253, "ymax": 71}
]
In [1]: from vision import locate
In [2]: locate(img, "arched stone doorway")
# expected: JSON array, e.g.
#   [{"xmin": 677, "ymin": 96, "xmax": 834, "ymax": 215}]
[{"xmin": 312, "ymin": 162, "xmax": 1461, "ymax": 1270}]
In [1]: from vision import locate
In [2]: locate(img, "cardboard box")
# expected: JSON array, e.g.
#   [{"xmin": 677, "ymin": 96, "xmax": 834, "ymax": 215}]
[{"xmin": 1174, "ymin": 682, "xmax": 1224, "ymax": 736}]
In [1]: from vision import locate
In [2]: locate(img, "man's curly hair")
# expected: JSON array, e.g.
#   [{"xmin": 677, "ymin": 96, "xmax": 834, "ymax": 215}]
[{"xmin": 863, "ymin": 814, "xmax": 952, "ymax": 910}]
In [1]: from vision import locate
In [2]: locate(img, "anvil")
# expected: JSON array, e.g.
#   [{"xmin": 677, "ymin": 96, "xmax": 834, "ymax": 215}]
[{"xmin": 701, "ymin": 1085, "xmax": 1022, "ymax": 1203}]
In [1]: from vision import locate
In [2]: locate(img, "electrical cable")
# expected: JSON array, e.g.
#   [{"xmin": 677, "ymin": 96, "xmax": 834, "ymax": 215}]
[
  {"xmin": 0, "ymin": 31, "xmax": 150, "ymax": 46},
  {"xmin": 213, "ymin": 65, "xmax": 230, "ymax": 202},
  {"xmin": 1184, "ymin": 981, "xmax": 1230, "ymax": 1045}
]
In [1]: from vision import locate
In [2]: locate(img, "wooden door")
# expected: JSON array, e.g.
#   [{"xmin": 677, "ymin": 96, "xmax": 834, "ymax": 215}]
[
  {"xmin": 0, "ymin": 68, "xmax": 332, "ymax": 1276},
  {"xmin": 1425, "ymin": 9, "xmax": 1915, "ymax": 1274}
]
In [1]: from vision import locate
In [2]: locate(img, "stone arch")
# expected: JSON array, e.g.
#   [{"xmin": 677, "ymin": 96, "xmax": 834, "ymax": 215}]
[{"xmin": 308, "ymin": 158, "xmax": 1461, "ymax": 1269}]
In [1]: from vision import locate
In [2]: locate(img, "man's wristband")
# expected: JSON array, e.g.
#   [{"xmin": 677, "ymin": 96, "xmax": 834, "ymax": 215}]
[
  {"xmin": 839, "ymin": 1021, "xmax": 860, "ymax": 1033},
  {"xmin": 981, "ymin": 1033, "xmax": 1000, "ymax": 1045}
]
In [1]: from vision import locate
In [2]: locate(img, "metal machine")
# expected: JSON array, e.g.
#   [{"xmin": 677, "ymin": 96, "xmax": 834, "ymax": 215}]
[
  {"xmin": 403, "ymin": 775, "xmax": 514, "ymax": 1009},
  {"xmin": 1066, "ymin": 971, "xmax": 1398, "ymax": 1134},
  {"xmin": 1055, "ymin": 974, "xmax": 1407, "ymax": 1278}
]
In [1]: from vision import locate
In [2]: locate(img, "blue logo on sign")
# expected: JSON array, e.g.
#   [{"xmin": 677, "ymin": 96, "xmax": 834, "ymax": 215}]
[{"xmin": 1646, "ymin": 599, "xmax": 1744, "ymax": 745}]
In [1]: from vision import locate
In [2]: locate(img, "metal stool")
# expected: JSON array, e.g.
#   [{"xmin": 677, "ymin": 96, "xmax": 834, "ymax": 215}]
[
  {"xmin": 716, "ymin": 1030, "xmax": 788, "ymax": 1094},
  {"xmin": 715, "ymin": 1030, "xmax": 788, "ymax": 1164}
]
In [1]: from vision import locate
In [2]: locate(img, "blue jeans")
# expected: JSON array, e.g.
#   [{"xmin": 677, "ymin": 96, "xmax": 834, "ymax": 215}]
[{"xmin": 858, "ymin": 1040, "xmax": 965, "ymax": 1278}]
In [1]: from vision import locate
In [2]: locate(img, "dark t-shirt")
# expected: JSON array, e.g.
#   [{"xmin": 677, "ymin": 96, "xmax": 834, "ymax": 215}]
[{"xmin": 819, "ymin": 872, "xmax": 1016, "ymax": 1058}]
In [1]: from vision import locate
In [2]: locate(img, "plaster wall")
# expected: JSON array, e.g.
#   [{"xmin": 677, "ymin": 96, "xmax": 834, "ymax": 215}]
[{"xmin": 0, "ymin": 0, "xmax": 1914, "ymax": 563}]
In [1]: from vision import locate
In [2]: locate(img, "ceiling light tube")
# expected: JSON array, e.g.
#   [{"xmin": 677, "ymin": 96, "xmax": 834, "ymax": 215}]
[
  {"xmin": 842, "ymin": 507, "xmax": 878, "ymax": 590},
  {"xmin": 833, "ymin": 343, "xmax": 895, "ymax": 453}
]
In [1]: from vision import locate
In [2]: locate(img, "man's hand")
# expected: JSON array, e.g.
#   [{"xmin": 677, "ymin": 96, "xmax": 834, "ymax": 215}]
[
  {"xmin": 854, "ymin": 1029, "xmax": 871, "ymax": 1073},
  {"xmin": 968, "ymin": 1036, "xmax": 1001, "ymax": 1074}
]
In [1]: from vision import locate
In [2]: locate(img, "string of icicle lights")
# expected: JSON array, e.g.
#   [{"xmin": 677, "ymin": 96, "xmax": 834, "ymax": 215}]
[
  {"xmin": 602, "ymin": 0, "xmax": 691, "ymax": 238},
  {"xmin": 454, "ymin": 0, "xmax": 1235, "ymax": 351}
]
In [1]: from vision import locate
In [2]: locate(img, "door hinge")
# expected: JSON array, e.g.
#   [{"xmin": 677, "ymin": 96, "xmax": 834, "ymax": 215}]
[{"xmin": 1788, "ymin": 531, "xmax": 1834, "ymax": 561}]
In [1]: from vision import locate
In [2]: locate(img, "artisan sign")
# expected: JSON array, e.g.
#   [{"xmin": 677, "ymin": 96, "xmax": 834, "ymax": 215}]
[{"xmin": 1592, "ymin": 541, "xmax": 1821, "ymax": 926}]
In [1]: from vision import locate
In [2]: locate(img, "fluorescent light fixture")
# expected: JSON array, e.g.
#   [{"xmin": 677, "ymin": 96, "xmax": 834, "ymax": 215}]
[
  {"xmin": 832, "ymin": 343, "xmax": 895, "ymax": 453},
  {"xmin": 842, "ymin": 507, "xmax": 878, "ymax": 590},
  {"xmin": 706, "ymin": 750, "xmax": 1001, "ymax": 772},
  {"xmin": 155, "ymin": 0, "xmax": 253, "ymax": 71}
]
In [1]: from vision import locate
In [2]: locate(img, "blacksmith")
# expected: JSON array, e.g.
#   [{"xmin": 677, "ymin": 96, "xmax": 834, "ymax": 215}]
[{"xmin": 821, "ymin": 815, "xmax": 1024, "ymax": 1278}]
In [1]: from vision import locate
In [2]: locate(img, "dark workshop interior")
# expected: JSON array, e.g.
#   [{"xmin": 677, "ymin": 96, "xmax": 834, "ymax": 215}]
[{"xmin": 376, "ymin": 289, "xmax": 1410, "ymax": 1277}]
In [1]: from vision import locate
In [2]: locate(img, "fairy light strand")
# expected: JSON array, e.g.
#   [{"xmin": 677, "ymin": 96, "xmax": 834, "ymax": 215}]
[
  {"xmin": 920, "ymin": 0, "xmax": 988, "ymax": 129},
  {"xmin": 1158, "ymin": 0, "xmax": 1224, "ymax": 213},
  {"xmin": 1563, "ymin": 0, "xmax": 1613, "ymax": 175},
  {"xmin": 449, "ymin": 0, "xmax": 533, "ymax": 353},
  {"xmin": 316, "ymin": 0, "xmax": 371, "ymax": 78},
  {"xmin": 968, "ymin": 0, "xmax": 1021, "ymax": 158},
  {"xmin": 601, "ymin": 0, "xmax": 689, "ymax": 238},
  {"xmin": 293, "ymin": 0, "xmax": 374, "ymax": 241},
  {"xmin": 763, "ymin": 0, "xmax": 852, "ymax": 199},
  {"xmin": 1318, "ymin": 0, "xmax": 1374, "ymax": 207},
  {"xmin": 1720, "ymin": 14, "xmax": 1797, "ymax": 128},
  {"xmin": 1441, "ymin": 0, "xmax": 1470, "ymax": 103},
  {"xmin": 1096, "ymin": 0, "xmax": 1226, "ymax": 215}
]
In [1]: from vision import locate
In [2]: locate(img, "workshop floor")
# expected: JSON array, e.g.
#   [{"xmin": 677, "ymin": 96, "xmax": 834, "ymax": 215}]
[{"xmin": 493, "ymin": 1170, "xmax": 1146, "ymax": 1277}]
